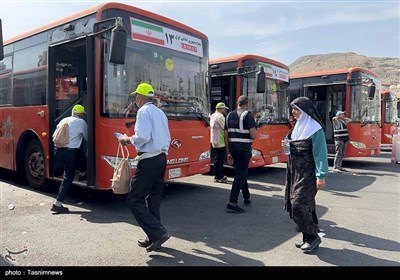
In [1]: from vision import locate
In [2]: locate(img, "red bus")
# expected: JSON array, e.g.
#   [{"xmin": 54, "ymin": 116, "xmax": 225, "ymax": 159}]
[
  {"xmin": 381, "ymin": 90, "xmax": 399, "ymax": 149},
  {"xmin": 0, "ymin": 2, "xmax": 211, "ymax": 191},
  {"xmin": 209, "ymin": 54, "xmax": 290, "ymax": 168},
  {"xmin": 289, "ymin": 68, "xmax": 381, "ymax": 158}
]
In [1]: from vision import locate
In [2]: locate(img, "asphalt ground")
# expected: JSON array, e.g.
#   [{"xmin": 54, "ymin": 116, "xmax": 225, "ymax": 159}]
[{"xmin": 0, "ymin": 151, "xmax": 399, "ymax": 270}]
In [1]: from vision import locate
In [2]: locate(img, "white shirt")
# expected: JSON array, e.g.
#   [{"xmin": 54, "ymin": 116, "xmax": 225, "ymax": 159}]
[
  {"xmin": 210, "ymin": 110, "xmax": 225, "ymax": 148},
  {"xmin": 55, "ymin": 115, "xmax": 88, "ymax": 148},
  {"xmin": 129, "ymin": 102, "xmax": 171, "ymax": 155}
]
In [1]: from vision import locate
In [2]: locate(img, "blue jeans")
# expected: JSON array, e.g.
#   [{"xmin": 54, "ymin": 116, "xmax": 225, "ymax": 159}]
[{"xmin": 55, "ymin": 148, "xmax": 80, "ymax": 203}]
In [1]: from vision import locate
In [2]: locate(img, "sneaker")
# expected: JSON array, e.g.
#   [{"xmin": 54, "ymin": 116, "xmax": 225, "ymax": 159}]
[
  {"xmin": 295, "ymin": 240, "xmax": 305, "ymax": 248},
  {"xmin": 50, "ymin": 204, "xmax": 69, "ymax": 214},
  {"xmin": 214, "ymin": 176, "xmax": 229, "ymax": 183},
  {"xmin": 226, "ymin": 204, "xmax": 245, "ymax": 213},
  {"xmin": 300, "ymin": 235, "xmax": 321, "ymax": 252},
  {"xmin": 338, "ymin": 167, "xmax": 347, "ymax": 172},
  {"xmin": 332, "ymin": 167, "xmax": 342, "ymax": 173},
  {"xmin": 244, "ymin": 199, "xmax": 251, "ymax": 206}
]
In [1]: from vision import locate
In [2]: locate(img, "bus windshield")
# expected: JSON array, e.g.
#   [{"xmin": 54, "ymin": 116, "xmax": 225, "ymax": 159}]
[
  {"xmin": 383, "ymin": 93, "xmax": 398, "ymax": 124},
  {"xmin": 350, "ymin": 83, "xmax": 381, "ymax": 123},
  {"xmin": 246, "ymin": 76, "xmax": 290, "ymax": 125},
  {"xmin": 103, "ymin": 40, "xmax": 208, "ymax": 119}
]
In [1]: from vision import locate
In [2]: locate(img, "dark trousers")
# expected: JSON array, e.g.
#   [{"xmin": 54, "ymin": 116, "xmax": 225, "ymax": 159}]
[
  {"xmin": 312, "ymin": 209, "xmax": 319, "ymax": 225},
  {"xmin": 55, "ymin": 148, "xmax": 80, "ymax": 203},
  {"xmin": 126, "ymin": 153, "xmax": 167, "ymax": 242},
  {"xmin": 76, "ymin": 148, "xmax": 87, "ymax": 173},
  {"xmin": 334, "ymin": 139, "xmax": 346, "ymax": 168},
  {"xmin": 213, "ymin": 147, "xmax": 226, "ymax": 179},
  {"xmin": 229, "ymin": 150, "xmax": 252, "ymax": 203}
]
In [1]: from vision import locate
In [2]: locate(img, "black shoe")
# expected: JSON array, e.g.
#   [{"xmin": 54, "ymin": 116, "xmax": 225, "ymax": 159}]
[
  {"xmin": 301, "ymin": 236, "xmax": 321, "ymax": 252},
  {"xmin": 78, "ymin": 173, "xmax": 87, "ymax": 181},
  {"xmin": 137, "ymin": 238, "xmax": 151, "ymax": 248},
  {"xmin": 50, "ymin": 204, "xmax": 69, "ymax": 214},
  {"xmin": 226, "ymin": 204, "xmax": 246, "ymax": 213},
  {"xmin": 146, "ymin": 233, "xmax": 170, "ymax": 252},
  {"xmin": 244, "ymin": 199, "xmax": 251, "ymax": 206},
  {"xmin": 295, "ymin": 241, "xmax": 305, "ymax": 248}
]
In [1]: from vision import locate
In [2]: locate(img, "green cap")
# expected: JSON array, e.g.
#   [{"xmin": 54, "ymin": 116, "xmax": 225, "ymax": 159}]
[
  {"xmin": 72, "ymin": 104, "xmax": 86, "ymax": 114},
  {"xmin": 131, "ymin": 83, "xmax": 154, "ymax": 97},
  {"xmin": 216, "ymin": 102, "xmax": 229, "ymax": 109}
]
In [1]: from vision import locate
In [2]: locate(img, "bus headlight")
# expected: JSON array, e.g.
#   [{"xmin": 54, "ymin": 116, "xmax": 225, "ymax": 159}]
[
  {"xmin": 349, "ymin": 141, "xmax": 367, "ymax": 149},
  {"xmin": 252, "ymin": 149, "xmax": 262, "ymax": 157},
  {"xmin": 199, "ymin": 150, "xmax": 211, "ymax": 160},
  {"xmin": 102, "ymin": 155, "xmax": 138, "ymax": 169}
]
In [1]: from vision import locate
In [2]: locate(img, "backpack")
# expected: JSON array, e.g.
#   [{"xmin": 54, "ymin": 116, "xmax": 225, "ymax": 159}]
[{"xmin": 53, "ymin": 121, "xmax": 69, "ymax": 148}]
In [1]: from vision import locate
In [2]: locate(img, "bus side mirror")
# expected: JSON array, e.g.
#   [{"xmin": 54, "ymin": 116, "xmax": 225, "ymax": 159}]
[
  {"xmin": 0, "ymin": 19, "xmax": 4, "ymax": 61},
  {"xmin": 367, "ymin": 82, "xmax": 376, "ymax": 100},
  {"xmin": 256, "ymin": 66, "xmax": 265, "ymax": 93},
  {"xmin": 109, "ymin": 25, "xmax": 127, "ymax": 65}
]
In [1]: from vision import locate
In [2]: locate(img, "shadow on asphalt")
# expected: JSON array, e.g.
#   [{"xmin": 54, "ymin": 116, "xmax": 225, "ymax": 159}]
[{"xmin": 1, "ymin": 150, "xmax": 398, "ymax": 266}]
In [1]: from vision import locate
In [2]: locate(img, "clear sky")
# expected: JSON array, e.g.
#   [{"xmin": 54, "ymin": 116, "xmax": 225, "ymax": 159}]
[{"xmin": 0, "ymin": 0, "xmax": 399, "ymax": 66}]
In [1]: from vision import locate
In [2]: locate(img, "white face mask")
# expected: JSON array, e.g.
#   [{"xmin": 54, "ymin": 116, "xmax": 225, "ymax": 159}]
[{"xmin": 135, "ymin": 96, "xmax": 141, "ymax": 108}]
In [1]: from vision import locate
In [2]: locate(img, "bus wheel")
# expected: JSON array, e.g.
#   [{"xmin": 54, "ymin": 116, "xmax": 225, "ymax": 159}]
[{"xmin": 24, "ymin": 139, "xmax": 48, "ymax": 190}]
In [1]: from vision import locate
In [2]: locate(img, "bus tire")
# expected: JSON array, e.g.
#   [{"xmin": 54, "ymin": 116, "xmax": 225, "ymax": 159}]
[{"xmin": 24, "ymin": 139, "xmax": 48, "ymax": 190}]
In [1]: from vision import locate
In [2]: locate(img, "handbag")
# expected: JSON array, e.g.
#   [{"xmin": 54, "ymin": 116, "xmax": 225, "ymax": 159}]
[{"xmin": 111, "ymin": 143, "xmax": 131, "ymax": 194}]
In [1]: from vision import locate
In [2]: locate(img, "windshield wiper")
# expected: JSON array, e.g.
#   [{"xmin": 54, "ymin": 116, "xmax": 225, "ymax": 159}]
[{"xmin": 193, "ymin": 112, "xmax": 210, "ymax": 127}]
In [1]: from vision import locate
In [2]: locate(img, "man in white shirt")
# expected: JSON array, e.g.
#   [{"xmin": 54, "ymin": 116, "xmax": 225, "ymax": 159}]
[
  {"xmin": 119, "ymin": 83, "xmax": 171, "ymax": 252},
  {"xmin": 51, "ymin": 104, "xmax": 88, "ymax": 214},
  {"xmin": 210, "ymin": 102, "xmax": 229, "ymax": 183}
]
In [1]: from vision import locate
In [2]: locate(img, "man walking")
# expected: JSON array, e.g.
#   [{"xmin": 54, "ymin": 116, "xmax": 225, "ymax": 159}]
[
  {"xmin": 51, "ymin": 104, "xmax": 88, "ymax": 214},
  {"xmin": 224, "ymin": 96, "xmax": 257, "ymax": 213},
  {"xmin": 118, "ymin": 83, "xmax": 171, "ymax": 252}
]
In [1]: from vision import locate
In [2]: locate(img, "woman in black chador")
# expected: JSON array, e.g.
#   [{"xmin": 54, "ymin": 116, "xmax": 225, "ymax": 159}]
[{"xmin": 284, "ymin": 97, "xmax": 328, "ymax": 252}]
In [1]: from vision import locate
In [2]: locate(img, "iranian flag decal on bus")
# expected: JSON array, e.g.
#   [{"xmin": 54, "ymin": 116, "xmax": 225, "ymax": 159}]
[{"xmin": 130, "ymin": 17, "xmax": 203, "ymax": 58}]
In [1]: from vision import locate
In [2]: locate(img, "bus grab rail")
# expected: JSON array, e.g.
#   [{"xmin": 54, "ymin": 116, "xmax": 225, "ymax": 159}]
[{"xmin": 55, "ymin": 98, "xmax": 83, "ymax": 123}]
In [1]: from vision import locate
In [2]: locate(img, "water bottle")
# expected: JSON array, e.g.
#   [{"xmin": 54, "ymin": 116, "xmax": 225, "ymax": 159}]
[
  {"xmin": 283, "ymin": 136, "xmax": 290, "ymax": 155},
  {"xmin": 114, "ymin": 132, "xmax": 123, "ymax": 139}
]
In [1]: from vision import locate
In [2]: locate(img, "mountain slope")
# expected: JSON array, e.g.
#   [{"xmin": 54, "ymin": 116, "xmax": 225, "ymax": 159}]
[{"xmin": 289, "ymin": 52, "xmax": 399, "ymax": 87}]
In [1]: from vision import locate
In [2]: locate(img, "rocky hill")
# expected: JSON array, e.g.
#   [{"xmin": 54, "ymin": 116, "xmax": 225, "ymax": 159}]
[{"xmin": 289, "ymin": 52, "xmax": 399, "ymax": 88}]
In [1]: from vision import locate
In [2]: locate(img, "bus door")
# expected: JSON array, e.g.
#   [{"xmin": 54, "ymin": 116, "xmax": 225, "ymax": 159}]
[
  {"xmin": 210, "ymin": 75, "xmax": 235, "ymax": 112},
  {"xmin": 303, "ymin": 84, "xmax": 346, "ymax": 154},
  {"xmin": 48, "ymin": 39, "xmax": 90, "ymax": 184},
  {"xmin": 304, "ymin": 84, "xmax": 329, "ymax": 137}
]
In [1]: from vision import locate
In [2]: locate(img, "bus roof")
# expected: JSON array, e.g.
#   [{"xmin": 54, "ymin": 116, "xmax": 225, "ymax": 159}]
[
  {"xmin": 290, "ymin": 67, "xmax": 380, "ymax": 79},
  {"xmin": 210, "ymin": 54, "xmax": 289, "ymax": 70},
  {"xmin": 5, "ymin": 2, "xmax": 208, "ymax": 45}
]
